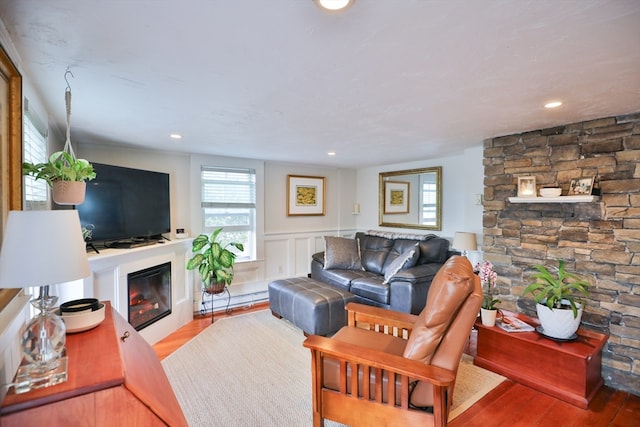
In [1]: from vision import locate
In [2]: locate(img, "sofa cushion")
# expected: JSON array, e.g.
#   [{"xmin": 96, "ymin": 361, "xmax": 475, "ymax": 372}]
[
  {"xmin": 350, "ymin": 277, "xmax": 389, "ymax": 304},
  {"xmin": 418, "ymin": 237, "xmax": 450, "ymax": 264},
  {"xmin": 323, "ymin": 236, "xmax": 363, "ymax": 270},
  {"xmin": 314, "ymin": 268, "xmax": 377, "ymax": 292},
  {"xmin": 402, "ymin": 256, "xmax": 475, "ymax": 364},
  {"xmin": 382, "ymin": 243, "xmax": 419, "ymax": 284},
  {"xmin": 356, "ymin": 233, "xmax": 394, "ymax": 275}
]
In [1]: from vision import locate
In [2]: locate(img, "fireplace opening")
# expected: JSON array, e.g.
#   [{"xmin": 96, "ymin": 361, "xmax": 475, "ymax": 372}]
[{"xmin": 127, "ymin": 262, "xmax": 172, "ymax": 331}]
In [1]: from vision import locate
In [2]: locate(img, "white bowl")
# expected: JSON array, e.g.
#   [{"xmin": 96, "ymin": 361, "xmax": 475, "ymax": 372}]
[
  {"xmin": 540, "ymin": 188, "xmax": 562, "ymax": 197},
  {"xmin": 57, "ymin": 303, "xmax": 106, "ymax": 333}
]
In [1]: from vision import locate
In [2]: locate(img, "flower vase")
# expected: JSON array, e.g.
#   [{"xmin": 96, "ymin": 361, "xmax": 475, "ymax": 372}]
[{"xmin": 480, "ymin": 308, "xmax": 498, "ymax": 327}]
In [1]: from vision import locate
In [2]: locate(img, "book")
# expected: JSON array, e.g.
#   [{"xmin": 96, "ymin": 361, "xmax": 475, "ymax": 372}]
[{"xmin": 496, "ymin": 315, "xmax": 535, "ymax": 333}]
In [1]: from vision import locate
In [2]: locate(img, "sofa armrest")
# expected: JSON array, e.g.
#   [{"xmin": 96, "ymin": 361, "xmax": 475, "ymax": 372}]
[{"xmin": 390, "ymin": 263, "xmax": 442, "ymax": 282}]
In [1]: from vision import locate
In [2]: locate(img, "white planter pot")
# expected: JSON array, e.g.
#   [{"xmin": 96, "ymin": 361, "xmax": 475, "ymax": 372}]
[
  {"xmin": 536, "ymin": 300, "xmax": 583, "ymax": 339},
  {"xmin": 480, "ymin": 308, "xmax": 498, "ymax": 327}
]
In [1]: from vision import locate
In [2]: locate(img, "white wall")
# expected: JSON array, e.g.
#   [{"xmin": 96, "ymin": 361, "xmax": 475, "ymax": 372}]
[{"xmin": 356, "ymin": 145, "xmax": 484, "ymax": 242}]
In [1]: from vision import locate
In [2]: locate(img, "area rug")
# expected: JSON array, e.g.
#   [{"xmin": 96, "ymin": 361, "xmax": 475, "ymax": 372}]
[{"xmin": 162, "ymin": 310, "xmax": 505, "ymax": 426}]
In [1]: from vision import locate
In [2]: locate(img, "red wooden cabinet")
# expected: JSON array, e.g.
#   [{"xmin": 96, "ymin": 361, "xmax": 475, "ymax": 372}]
[
  {"xmin": 1, "ymin": 302, "xmax": 187, "ymax": 426},
  {"xmin": 474, "ymin": 311, "xmax": 608, "ymax": 409}
]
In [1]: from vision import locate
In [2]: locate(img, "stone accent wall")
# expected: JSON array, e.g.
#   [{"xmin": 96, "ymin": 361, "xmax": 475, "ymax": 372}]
[{"xmin": 483, "ymin": 111, "xmax": 640, "ymax": 396}]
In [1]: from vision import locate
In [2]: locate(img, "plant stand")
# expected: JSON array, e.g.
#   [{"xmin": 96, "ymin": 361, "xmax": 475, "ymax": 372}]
[{"xmin": 200, "ymin": 286, "xmax": 232, "ymax": 323}]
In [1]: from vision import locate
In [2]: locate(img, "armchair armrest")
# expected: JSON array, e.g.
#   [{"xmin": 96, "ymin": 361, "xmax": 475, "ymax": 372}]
[
  {"xmin": 303, "ymin": 334, "xmax": 454, "ymax": 427},
  {"xmin": 345, "ymin": 302, "xmax": 417, "ymax": 338}
]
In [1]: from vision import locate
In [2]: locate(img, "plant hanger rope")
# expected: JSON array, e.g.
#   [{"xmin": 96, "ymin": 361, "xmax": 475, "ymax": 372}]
[{"xmin": 63, "ymin": 68, "xmax": 77, "ymax": 161}]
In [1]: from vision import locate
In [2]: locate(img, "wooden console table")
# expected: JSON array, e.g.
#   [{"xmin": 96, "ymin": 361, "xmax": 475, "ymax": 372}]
[
  {"xmin": 1, "ymin": 302, "xmax": 187, "ymax": 426},
  {"xmin": 474, "ymin": 311, "xmax": 608, "ymax": 409}
]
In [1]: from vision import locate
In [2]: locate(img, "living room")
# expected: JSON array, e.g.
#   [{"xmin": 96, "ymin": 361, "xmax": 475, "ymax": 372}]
[{"xmin": 0, "ymin": 1, "xmax": 639, "ymax": 425}]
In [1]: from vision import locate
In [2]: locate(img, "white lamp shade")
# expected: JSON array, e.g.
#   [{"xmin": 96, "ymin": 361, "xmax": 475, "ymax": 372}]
[
  {"xmin": 452, "ymin": 232, "xmax": 477, "ymax": 252},
  {"xmin": 0, "ymin": 210, "xmax": 91, "ymax": 288}
]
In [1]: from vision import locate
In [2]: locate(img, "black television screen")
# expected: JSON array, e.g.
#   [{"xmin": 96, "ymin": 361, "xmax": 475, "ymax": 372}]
[{"xmin": 77, "ymin": 163, "xmax": 170, "ymax": 244}]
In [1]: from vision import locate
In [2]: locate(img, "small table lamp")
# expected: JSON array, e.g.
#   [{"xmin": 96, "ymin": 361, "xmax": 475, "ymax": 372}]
[
  {"xmin": 452, "ymin": 231, "xmax": 477, "ymax": 258},
  {"xmin": 0, "ymin": 210, "xmax": 90, "ymax": 393}
]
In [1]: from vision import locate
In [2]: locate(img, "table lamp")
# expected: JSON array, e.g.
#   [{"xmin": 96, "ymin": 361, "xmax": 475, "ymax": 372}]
[
  {"xmin": 0, "ymin": 210, "xmax": 90, "ymax": 393},
  {"xmin": 452, "ymin": 231, "xmax": 477, "ymax": 258}
]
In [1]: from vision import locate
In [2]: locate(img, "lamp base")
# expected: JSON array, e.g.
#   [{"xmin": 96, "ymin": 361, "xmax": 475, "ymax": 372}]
[{"xmin": 12, "ymin": 356, "xmax": 68, "ymax": 394}]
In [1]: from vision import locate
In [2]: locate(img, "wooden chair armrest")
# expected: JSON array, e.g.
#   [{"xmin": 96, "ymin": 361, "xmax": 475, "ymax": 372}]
[
  {"xmin": 303, "ymin": 334, "xmax": 455, "ymax": 387},
  {"xmin": 345, "ymin": 302, "xmax": 418, "ymax": 337}
]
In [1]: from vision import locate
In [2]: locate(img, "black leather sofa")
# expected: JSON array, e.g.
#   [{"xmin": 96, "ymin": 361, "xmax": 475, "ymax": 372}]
[{"xmin": 310, "ymin": 231, "xmax": 457, "ymax": 314}]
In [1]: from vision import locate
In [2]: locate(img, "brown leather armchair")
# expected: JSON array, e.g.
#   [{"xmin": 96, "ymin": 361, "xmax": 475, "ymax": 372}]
[{"xmin": 303, "ymin": 255, "xmax": 482, "ymax": 427}]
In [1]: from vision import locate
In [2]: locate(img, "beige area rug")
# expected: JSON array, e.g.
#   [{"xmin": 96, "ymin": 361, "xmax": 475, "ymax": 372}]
[{"xmin": 162, "ymin": 310, "xmax": 505, "ymax": 426}]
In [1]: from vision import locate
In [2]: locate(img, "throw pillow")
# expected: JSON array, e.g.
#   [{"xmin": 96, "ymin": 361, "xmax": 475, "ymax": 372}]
[
  {"xmin": 323, "ymin": 236, "xmax": 363, "ymax": 270},
  {"xmin": 382, "ymin": 243, "xmax": 419, "ymax": 284}
]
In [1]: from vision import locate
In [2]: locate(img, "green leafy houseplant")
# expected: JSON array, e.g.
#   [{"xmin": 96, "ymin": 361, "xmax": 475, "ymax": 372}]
[
  {"xmin": 23, "ymin": 151, "xmax": 96, "ymax": 187},
  {"xmin": 186, "ymin": 228, "xmax": 244, "ymax": 293},
  {"xmin": 523, "ymin": 259, "xmax": 590, "ymax": 318}
]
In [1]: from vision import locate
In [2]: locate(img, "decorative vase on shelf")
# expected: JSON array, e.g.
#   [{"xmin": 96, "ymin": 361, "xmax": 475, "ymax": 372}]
[{"xmin": 480, "ymin": 308, "xmax": 498, "ymax": 327}]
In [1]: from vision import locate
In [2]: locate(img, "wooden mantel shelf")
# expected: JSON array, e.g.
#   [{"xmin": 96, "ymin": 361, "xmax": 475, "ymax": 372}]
[{"xmin": 508, "ymin": 195, "xmax": 599, "ymax": 203}]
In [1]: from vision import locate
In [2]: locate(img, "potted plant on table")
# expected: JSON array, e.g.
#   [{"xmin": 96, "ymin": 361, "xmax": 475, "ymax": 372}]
[
  {"xmin": 522, "ymin": 259, "xmax": 590, "ymax": 340},
  {"xmin": 23, "ymin": 150, "xmax": 96, "ymax": 205},
  {"xmin": 477, "ymin": 261, "xmax": 501, "ymax": 326},
  {"xmin": 186, "ymin": 227, "xmax": 244, "ymax": 294}
]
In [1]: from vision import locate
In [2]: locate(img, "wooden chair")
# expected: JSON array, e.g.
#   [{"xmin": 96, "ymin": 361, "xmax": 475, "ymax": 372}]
[{"xmin": 303, "ymin": 255, "xmax": 482, "ymax": 427}]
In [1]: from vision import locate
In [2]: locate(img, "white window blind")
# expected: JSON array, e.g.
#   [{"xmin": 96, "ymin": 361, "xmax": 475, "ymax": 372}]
[
  {"xmin": 23, "ymin": 102, "xmax": 49, "ymax": 210},
  {"xmin": 200, "ymin": 166, "xmax": 256, "ymax": 260}
]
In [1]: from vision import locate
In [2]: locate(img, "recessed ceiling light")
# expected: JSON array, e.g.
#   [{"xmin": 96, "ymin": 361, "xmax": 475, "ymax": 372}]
[
  {"xmin": 316, "ymin": 0, "xmax": 354, "ymax": 11},
  {"xmin": 328, "ymin": 151, "xmax": 336, "ymax": 156},
  {"xmin": 169, "ymin": 133, "xmax": 183, "ymax": 139},
  {"xmin": 544, "ymin": 101, "xmax": 563, "ymax": 109}
]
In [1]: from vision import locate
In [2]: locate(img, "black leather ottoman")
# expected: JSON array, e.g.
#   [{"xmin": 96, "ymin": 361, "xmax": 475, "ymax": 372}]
[{"xmin": 268, "ymin": 277, "xmax": 356, "ymax": 336}]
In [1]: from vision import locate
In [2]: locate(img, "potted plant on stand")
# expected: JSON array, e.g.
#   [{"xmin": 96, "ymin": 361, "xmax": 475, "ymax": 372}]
[
  {"xmin": 477, "ymin": 261, "xmax": 501, "ymax": 326},
  {"xmin": 23, "ymin": 151, "xmax": 96, "ymax": 205},
  {"xmin": 186, "ymin": 227, "xmax": 244, "ymax": 295},
  {"xmin": 523, "ymin": 259, "xmax": 590, "ymax": 340}
]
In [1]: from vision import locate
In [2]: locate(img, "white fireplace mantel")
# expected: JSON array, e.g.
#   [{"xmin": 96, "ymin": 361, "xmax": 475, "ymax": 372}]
[{"xmin": 83, "ymin": 239, "xmax": 194, "ymax": 345}]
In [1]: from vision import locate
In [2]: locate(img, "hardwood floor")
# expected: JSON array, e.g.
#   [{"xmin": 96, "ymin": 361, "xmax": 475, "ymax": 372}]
[{"xmin": 153, "ymin": 304, "xmax": 640, "ymax": 426}]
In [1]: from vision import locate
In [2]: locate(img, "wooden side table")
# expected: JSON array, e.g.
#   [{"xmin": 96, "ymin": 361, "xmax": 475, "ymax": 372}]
[
  {"xmin": 474, "ymin": 310, "xmax": 608, "ymax": 409},
  {"xmin": 1, "ymin": 302, "xmax": 187, "ymax": 426}
]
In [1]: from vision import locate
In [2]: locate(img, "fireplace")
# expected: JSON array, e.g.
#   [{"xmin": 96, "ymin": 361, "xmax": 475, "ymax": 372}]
[{"xmin": 127, "ymin": 262, "xmax": 172, "ymax": 331}]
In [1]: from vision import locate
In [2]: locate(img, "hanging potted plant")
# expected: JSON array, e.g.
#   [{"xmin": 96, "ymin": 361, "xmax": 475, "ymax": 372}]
[
  {"xmin": 23, "ymin": 151, "xmax": 96, "ymax": 205},
  {"xmin": 186, "ymin": 228, "xmax": 244, "ymax": 294},
  {"xmin": 476, "ymin": 261, "xmax": 501, "ymax": 326},
  {"xmin": 22, "ymin": 69, "xmax": 95, "ymax": 205},
  {"xmin": 523, "ymin": 259, "xmax": 590, "ymax": 340}
]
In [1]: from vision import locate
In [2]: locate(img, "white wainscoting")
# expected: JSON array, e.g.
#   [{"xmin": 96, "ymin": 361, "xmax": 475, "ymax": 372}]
[
  {"xmin": 197, "ymin": 229, "xmax": 357, "ymax": 315},
  {"xmin": 83, "ymin": 239, "xmax": 194, "ymax": 345}
]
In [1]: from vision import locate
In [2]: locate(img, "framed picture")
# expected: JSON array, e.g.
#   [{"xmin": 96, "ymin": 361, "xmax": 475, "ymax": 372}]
[
  {"xmin": 287, "ymin": 175, "xmax": 325, "ymax": 216},
  {"xmin": 384, "ymin": 181, "xmax": 410, "ymax": 214},
  {"xmin": 569, "ymin": 177, "xmax": 594, "ymax": 195},
  {"xmin": 517, "ymin": 176, "xmax": 536, "ymax": 197}
]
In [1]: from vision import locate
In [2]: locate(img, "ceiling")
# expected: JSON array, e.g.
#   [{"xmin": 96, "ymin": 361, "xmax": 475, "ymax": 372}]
[{"xmin": 1, "ymin": 0, "xmax": 639, "ymax": 168}]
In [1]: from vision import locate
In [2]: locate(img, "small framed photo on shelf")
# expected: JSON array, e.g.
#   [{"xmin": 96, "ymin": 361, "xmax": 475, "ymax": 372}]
[
  {"xmin": 384, "ymin": 181, "xmax": 410, "ymax": 214},
  {"xmin": 517, "ymin": 176, "xmax": 536, "ymax": 197},
  {"xmin": 568, "ymin": 177, "xmax": 595, "ymax": 195},
  {"xmin": 287, "ymin": 175, "xmax": 325, "ymax": 216}
]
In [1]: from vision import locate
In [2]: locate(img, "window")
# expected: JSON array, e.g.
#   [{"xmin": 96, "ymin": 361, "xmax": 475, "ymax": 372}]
[
  {"xmin": 201, "ymin": 166, "xmax": 256, "ymax": 261},
  {"xmin": 23, "ymin": 100, "xmax": 48, "ymax": 210},
  {"xmin": 421, "ymin": 175, "xmax": 438, "ymax": 226}
]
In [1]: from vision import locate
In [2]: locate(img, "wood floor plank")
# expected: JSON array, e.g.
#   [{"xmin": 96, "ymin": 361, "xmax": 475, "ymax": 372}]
[{"xmin": 611, "ymin": 392, "xmax": 640, "ymax": 427}]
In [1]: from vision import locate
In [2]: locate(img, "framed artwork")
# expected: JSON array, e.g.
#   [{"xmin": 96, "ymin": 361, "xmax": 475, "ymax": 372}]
[
  {"xmin": 569, "ymin": 177, "xmax": 594, "ymax": 195},
  {"xmin": 287, "ymin": 175, "xmax": 325, "ymax": 216},
  {"xmin": 0, "ymin": 44, "xmax": 23, "ymax": 311},
  {"xmin": 517, "ymin": 176, "xmax": 536, "ymax": 197},
  {"xmin": 384, "ymin": 181, "xmax": 410, "ymax": 214}
]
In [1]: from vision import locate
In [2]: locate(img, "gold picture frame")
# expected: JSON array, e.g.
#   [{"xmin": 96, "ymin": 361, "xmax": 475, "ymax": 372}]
[
  {"xmin": 0, "ymin": 43, "xmax": 24, "ymax": 310},
  {"xmin": 287, "ymin": 175, "xmax": 325, "ymax": 216},
  {"xmin": 384, "ymin": 181, "xmax": 410, "ymax": 214}
]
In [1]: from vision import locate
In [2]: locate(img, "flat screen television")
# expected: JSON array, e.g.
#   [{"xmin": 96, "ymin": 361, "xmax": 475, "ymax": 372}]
[{"xmin": 77, "ymin": 163, "xmax": 170, "ymax": 246}]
